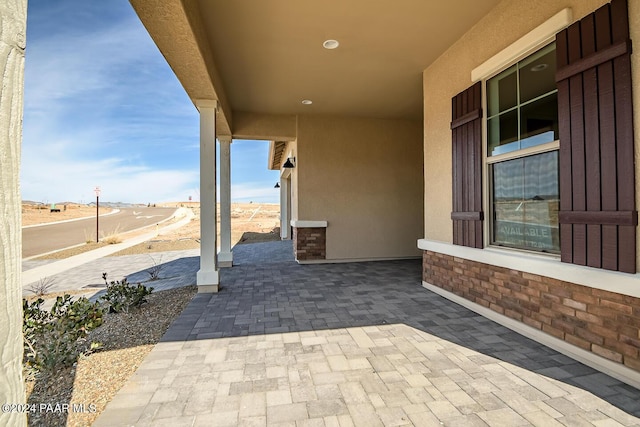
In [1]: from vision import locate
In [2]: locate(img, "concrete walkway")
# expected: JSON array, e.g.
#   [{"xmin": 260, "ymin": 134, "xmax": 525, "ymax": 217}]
[{"xmin": 93, "ymin": 240, "xmax": 640, "ymax": 426}]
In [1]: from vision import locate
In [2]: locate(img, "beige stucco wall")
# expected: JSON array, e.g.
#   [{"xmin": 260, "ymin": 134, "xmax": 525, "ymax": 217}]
[
  {"xmin": 423, "ymin": 0, "xmax": 640, "ymax": 270},
  {"xmin": 296, "ymin": 115, "xmax": 423, "ymax": 261}
]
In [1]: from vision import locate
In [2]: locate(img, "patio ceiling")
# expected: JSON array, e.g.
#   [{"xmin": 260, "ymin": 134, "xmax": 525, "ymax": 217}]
[{"xmin": 130, "ymin": 0, "xmax": 501, "ymax": 135}]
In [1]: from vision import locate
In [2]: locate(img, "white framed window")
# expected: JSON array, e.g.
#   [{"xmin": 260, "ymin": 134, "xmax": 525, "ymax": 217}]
[{"xmin": 485, "ymin": 42, "xmax": 560, "ymax": 254}]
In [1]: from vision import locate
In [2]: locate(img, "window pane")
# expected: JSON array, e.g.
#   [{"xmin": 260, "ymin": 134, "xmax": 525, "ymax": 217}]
[
  {"xmin": 487, "ymin": 64, "xmax": 517, "ymax": 117},
  {"xmin": 519, "ymin": 43, "xmax": 556, "ymax": 104},
  {"xmin": 492, "ymin": 151, "xmax": 559, "ymax": 253},
  {"xmin": 520, "ymin": 93, "xmax": 558, "ymax": 149},
  {"xmin": 488, "ymin": 109, "xmax": 518, "ymax": 156}
]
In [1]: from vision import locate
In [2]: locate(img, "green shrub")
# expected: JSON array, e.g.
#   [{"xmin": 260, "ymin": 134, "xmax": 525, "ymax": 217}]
[
  {"xmin": 100, "ymin": 273, "xmax": 153, "ymax": 313},
  {"xmin": 23, "ymin": 295, "xmax": 103, "ymax": 376}
]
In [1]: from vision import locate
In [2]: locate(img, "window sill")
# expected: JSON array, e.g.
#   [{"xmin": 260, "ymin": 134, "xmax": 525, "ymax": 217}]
[{"xmin": 417, "ymin": 239, "xmax": 640, "ymax": 298}]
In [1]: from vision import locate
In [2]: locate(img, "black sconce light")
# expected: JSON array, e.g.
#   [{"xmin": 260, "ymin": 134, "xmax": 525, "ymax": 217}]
[
  {"xmin": 274, "ymin": 182, "xmax": 280, "ymax": 188},
  {"xmin": 283, "ymin": 157, "xmax": 296, "ymax": 168}
]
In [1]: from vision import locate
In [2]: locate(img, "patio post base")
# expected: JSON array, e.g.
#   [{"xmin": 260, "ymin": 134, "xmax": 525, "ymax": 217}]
[{"xmin": 218, "ymin": 251, "xmax": 233, "ymax": 268}]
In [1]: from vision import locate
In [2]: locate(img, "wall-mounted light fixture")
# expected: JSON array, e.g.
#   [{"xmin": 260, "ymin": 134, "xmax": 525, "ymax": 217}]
[
  {"xmin": 274, "ymin": 182, "xmax": 280, "ymax": 188},
  {"xmin": 283, "ymin": 157, "xmax": 296, "ymax": 168}
]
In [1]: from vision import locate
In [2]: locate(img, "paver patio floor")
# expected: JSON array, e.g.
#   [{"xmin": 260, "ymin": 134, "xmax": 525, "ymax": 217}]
[{"xmin": 94, "ymin": 241, "xmax": 640, "ymax": 426}]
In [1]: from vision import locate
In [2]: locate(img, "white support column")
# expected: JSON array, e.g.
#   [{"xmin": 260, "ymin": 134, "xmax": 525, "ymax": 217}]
[
  {"xmin": 218, "ymin": 136, "xmax": 233, "ymax": 267},
  {"xmin": 280, "ymin": 174, "xmax": 290, "ymax": 240},
  {"xmin": 196, "ymin": 100, "xmax": 219, "ymax": 292}
]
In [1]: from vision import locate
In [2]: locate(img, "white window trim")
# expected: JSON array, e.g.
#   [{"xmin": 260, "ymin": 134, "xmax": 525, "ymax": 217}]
[
  {"xmin": 471, "ymin": 8, "xmax": 573, "ymax": 82},
  {"xmin": 290, "ymin": 220, "xmax": 327, "ymax": 228}
]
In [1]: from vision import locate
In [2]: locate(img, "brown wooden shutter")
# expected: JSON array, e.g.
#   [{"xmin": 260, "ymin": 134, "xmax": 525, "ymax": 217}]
[
  {"xmin": 556, "ymin": 0, "xmax": 637, "ymax": 273},
  {"xmin": 451, "ymin": 82, "xmax": 483, "ymax": 248}
]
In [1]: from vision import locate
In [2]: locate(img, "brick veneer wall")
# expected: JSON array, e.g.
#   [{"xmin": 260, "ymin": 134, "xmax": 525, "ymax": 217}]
[
  {"xmin": 423, "ymin": 250, "xmax": 640, "ymax": 373},
  {"xmin": 293, "ymin": 227, "xmax": 326, "ymax": 261}
]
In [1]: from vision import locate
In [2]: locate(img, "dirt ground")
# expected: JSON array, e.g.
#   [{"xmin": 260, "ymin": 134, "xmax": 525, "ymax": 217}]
[
  {"xmin": 22, "ymin": 203, "xmax": 113, "ymax": 227},
  {"xmin": 29, "ymin": 202, "xmax": 281, "ymax": 259}
]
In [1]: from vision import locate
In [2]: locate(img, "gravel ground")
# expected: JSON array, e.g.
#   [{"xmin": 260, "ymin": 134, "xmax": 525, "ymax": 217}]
[{"xmin": 25, "ymin": 285, "xmax": 197, "ymax": 427}]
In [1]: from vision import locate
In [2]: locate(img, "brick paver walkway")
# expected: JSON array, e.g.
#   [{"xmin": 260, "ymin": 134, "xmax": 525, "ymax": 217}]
[{"xmin": 94, "ymin": 241, "xmax": 640, "ymax": 426}]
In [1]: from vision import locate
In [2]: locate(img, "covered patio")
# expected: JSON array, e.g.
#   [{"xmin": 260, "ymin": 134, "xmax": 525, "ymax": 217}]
[{"xmin": 94, "ymin": 241, "xmax": 640, "ymax": 426}]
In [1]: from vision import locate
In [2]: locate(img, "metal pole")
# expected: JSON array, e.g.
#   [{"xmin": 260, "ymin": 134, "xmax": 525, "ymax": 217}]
[{"xmin": 96, "ymin": 195, "xmax": 99, "ymax": 243}]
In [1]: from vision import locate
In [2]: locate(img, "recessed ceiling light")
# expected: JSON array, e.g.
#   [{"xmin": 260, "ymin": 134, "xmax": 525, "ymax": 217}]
[
  {"xmin": 531, "ymin": 63, "xmax": 548, "ymax": 72},
  {"xmin": 301, "ymin": 99, "xmax": 313, "ymax": 105},
  {"xmin": 323, "ymin": 39, "xmax": 339, "ymax": 49}
]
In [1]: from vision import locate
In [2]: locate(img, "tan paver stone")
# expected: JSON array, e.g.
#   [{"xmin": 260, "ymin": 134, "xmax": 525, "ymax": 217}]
[
  {"xmin": 106, "ymin": 391, "xmax": 153, "ymax": 409},
  {"xmin": 378, "ymin": 371, "xmax": 405, "ymax": 385},
  {"xmin": 283, "ymin": 332, "xmax": 301, "ymax": 343},
  {"xmin": 194, "ymin": 410, "xmax": 238, "ymax": 426},
  {"xmin": 476, "ymin": 407, "xmax": 529, "ymax": 427},
  {"xmin": 465, "ymin": 378, "xmax": 501, "ymax": 394},
  {"xmin": 328, "ymin": 355, "xmax": 350, "ymax": 371},
  {"xmin": 532, "ymin": 400, "xmax": 563, "ymax": 418},
  {"xmin": 244, "ymin": 364, "xmax": 267, "ymax": 381},
  {"xmin": 367, "ymin": 356, "xmax": 395, "ymax": 373},
  {"xmin": 347, "ymin": 403, "xmax": 384, "ymax": 427},
  {"xmin": 442, "ymin": 413, "xmax": 490, "ymax": 427},
  {"xmin": 546, "ymin": 397, "xmax": 585, "ymax": 416},
  {"xmin": 407, "ymin": 410, "xmax": 442, "ymax": 426},
  {"xmin": 217, "ymin": 381, "xmax": 231, "ymax": 396},
  {"xmin": 205, "ymin": 348, "xmax": 228, "ymax": 364},
  {"xmin": 597, "ymin": 405, "xmax": 640, "ymax": 426},
  {"xmin": 292, "ymin": 385, "xmax": 318, "ymax": 402},
  {"xmin": 339, "ymin": 382, "xmax": 370, "ymax": 404},
  {"xmin": 493, "ymin": 389, "xmax": 541, "ymax": 414},
  {"xmin": 267, "ymin": 366, "xmax": 288, "ymax": 379},
  {"xmin": 309, "ymin": 361, "xmax": 332, "ymax": 374},
  {"xmin": 153, "ymin": 400, "xmax": 186, "ymax": 419},
  {"xmin": 376, "ymin": 407, "xmax": 412, "ymax": 426},
  {"xmin": 313, "ymin": 371, "xmax": 347, "ymax": 386},
  {"xmin": 220, "ymin": 369, "xmax": 245, "ymax": 383},
  {"xmin": 230, "ymin": 380, "xmax": 254, "ymax": 395},
  {"xmin": 430, "ymin": 376, "xmax": 461, "ymax": 393},
  {"xmin": 301, "ymin": 336, "xmax": 328, "ymax": 346},
  {"xmin": 404, "ymin": 373, "xmax": 431, "ymax": 388},
  {"xmin": 307, "ymin": 398, "xmax": 349, "ymax": 418},
  {"xmin": 592, "ymin": 418, "xmax": 627, "ymax": 427},
  {"xmin": 296, "ymin": 418, "xmax": 326, "ymax": 427},
  {"xmin": 212, "ymin": 395, "xmax": 240, "ymax": 412},
  {"xmin": 522, "ymin": 410, "xmax": 565, "ymax": 426},
  {"xmin": 558, "ymin": 413, "xmax": 601, "ymax": 426},
  {"xmin": 348, "ymin": 358, "xmax": 372, "ymax": 370},
  {"xmin": 315, "ymin": 384, "xmax": 342, "ymax": 400},
  {"xmin": 267, "ymin": 403, "xmax": 309, "ymax": 423},
  {"xmin": 321, "ymin": 342, "xmax": 343, "ymax": 356},
  {"xmin": 238, "ymin": 416, "xmax": 267, "ymax": 427},
  {"xmin": 144, "ymin": 415, "xmax": 197, "ymax": 427},
  {"xmin": 403, "ymin": 387, "xmax": 435, "ymax": 405},
  {"xmin": 211, "ymin": 360, "xmax": 246, "ymax": 372},
  {"xmin": 267, "ymin": 390, "xmax": 293, "ymax": 407},
  {"xmin": 150, "ymin": 387, "xmax": 180, "ymax": 404},
  {"xmin": 444, "ymin": 389, "xmax": 479, "ymax": 408},
  {"xmin": 379, "ymin": 390, "xmax": 411, "ymax": 408},
  {"xmin": 402, "ymin": 403, "xmax": 429, "ymax": 415},
  {"xmin": 240, "ymin": 392, "xmax": 267, "ymax": 417},
  {"xmin": 337, "ymin": 414, "xmax": 356, "ymax": 427},
  {"xmin": 369, "ymin": 393, "xmax": 386, "ymax": 408},
  {"xmin": 348, "ymin": 328, "xmax": 376, "ymax": 348},
  {"xmin": 323, "ymin": 415, "xmax": 341, "ymax": 427},
  {"xmin": 426, "ymin": 400, "xmax": 463, "ymax": 420}
]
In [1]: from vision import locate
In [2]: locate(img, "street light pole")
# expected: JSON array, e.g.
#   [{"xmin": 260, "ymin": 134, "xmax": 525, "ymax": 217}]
[{"xmin": 94, "ymin": 186, "xmax": 101, "ymax": 243}]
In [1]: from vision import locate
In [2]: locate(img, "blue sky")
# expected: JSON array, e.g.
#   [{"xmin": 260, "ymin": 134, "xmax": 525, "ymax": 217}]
[{"xmin": 22, "ymin": 0, "xmax": 280, "ymax": 204}]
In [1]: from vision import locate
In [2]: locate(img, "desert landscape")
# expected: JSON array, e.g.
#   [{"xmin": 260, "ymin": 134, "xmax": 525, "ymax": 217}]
[
  {"xmin": 26, "ymin": 201, "xmax": 281, "ymax": 259},
  {"xmin": 23, "ymin": 201, "xmax": 281, "ymax": 426}
]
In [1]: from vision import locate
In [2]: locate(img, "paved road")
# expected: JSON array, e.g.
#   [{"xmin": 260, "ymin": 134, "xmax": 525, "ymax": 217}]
[{"xmin": 22, "ymin": 207, "xmax": 177, "ymax": 258}]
